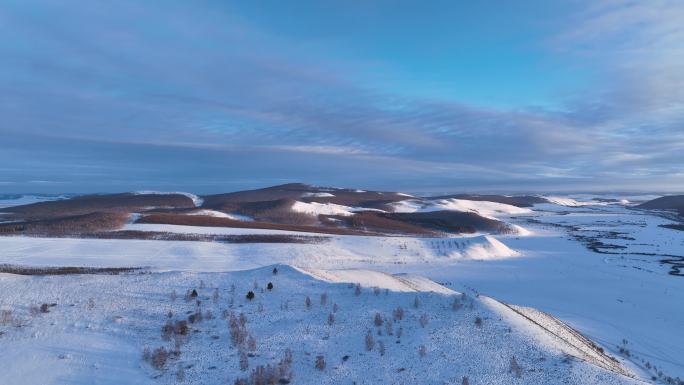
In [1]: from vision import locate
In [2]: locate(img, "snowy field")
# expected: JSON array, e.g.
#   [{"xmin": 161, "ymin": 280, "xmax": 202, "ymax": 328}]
[{"xmin": 0, "ymin": 196, "xmax": 682, "ymax": 383}]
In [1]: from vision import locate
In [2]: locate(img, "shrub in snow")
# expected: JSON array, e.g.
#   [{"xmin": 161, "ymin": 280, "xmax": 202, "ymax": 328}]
[
  {"xmin": 30, "ymin": 305, "xmax": 40, "ymax": 317},
  {"xmin": 87, "ymin": 297, "xmax": 95, "ymax": 310},
  {"xmin": 170, "ymin": 290, "xmax": 177, "ymax": 301},
  {"xmin": 190, "ymin": 289, "xmax": 198, "ymax": 298},
  {"xmin": 40, "ymin": 303, "xmax": 50, "ymax": 313},
  {"xmin": 327, "ymin": 313, "xmax": 335, "ymax": 325},
  {"xmin": 393, "ymin": 307, "xmax": 404, "ymax": 321},
  {"xmin": 474, "ymin": 317, "xmax": 483, "ymax": 328},
  {"xmin": 176, "ymin": 364, "xmax": 185, "ymax": 382},
  {"xmin": 151, "ymin": 347, "xmax": 168, "ymax": 369},
  {"xmin": 320, "ymin": 292, "xmax": 328, "ymax": 306},
  {"xmin": 379, "ymin": 341, "xmax": 386, "ymax": 356},
  {"xmin": 175, "ymin": 320, "xmax": 189, "ymax": 336},
  {"xmin": 246, "ymin": 291, "xmax": 255, "ymax": 301},
  {"xmin": 354, "ymin": 283, "xmax": 362, "ymax": 296},
  {"xmin": 315, "ymin": 355, "xmax": 326, "ymax": 371},
  {"xmin": 365, "ymin": 330, "xmax": 375, "ymax": 351},
  {"xmin": 462, "ymin": 376, "xmax": 469, "ymax": 385},
  {"xmin": 247, "ymin": 334, "xmax": 257, "ymax": 352},
  {"xmin": 509, "ymin": 356, "xmax": 522, "ymax": 378},
  {"xmin": 419, "ymin": 314, "xmax": 429, "ymax": 328},
  {"xmin": 305, "ymin": 296, "xmax": 312, "ymax": 309},
  {"xmin": 373, "ymin": 287, "xmax": 380, "ymax": 296},
  {"xmin": 272, "ymin": 267, "xmax": 278, "ymax": 275},
  {"xmin": 452, "ymin": 297, "xmax": 462, "ymax": 311},
  {"xmin": 332, "ymin": 303, "xmax": 338, "ymax": 313},
  {"xmin": 267, "ymin": 282, "xmax": 273, "ymax": 291},
  {"xmin": 418, "ymin": 345, "xmax": 427, "ymax": 358},
  {"xmin": 161, "ymin": 320, "xmax": 174, "ymax": 340},
  {"xmin": 205, "ymin": 309, "xmax": 214, "ymax": 320},
  {"xmin": 374, "ymin": 312, "xmax": 383, "ymax": 327},
  {"xmin": 385, "ymin": 319, "xmax": 394, "ymax": 335},
  {"xmin": 212, "ymin": 288, "xmax": 219, "ymax": 303}
]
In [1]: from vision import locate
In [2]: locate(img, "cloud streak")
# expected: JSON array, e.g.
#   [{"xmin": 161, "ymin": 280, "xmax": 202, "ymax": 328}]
[{"xmin": 0, "ymin": 0, "xmax": 682, "ymax": 193}]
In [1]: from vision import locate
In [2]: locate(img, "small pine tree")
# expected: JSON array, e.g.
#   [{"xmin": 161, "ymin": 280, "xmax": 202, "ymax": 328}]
[
  {"xmin": 246, "ymin": 291, "xmax": 255, "ymax": 301},
  {"xmin": 374, "ymin": 312, "xmax": 383, "ymax": 327},
  {"xmin": 327, "ymin": 313, "xmax": 335, "ymax": 325},
  {"xmin": 315, "ymin": 355, "xmax": 326, "ymax": 371},
  {"xmin": 305, "ymin": 296, "xmax": 312, "ymax": 309}
]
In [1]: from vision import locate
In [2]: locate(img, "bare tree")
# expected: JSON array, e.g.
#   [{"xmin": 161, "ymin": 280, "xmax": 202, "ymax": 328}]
[
  {"xmin": 239, "ymin": 349, "xmax": 249, "ymax": 371},
  {"xmin": 365, "ymin": 330, "xmax": 374, "ymax": 351},
  {"xmin": 374, "ymin": 312, "xmax": 384, "ymax": 327},
  {"xmin": 419, "ymin": 314, "xmax": 429, "ymax": 328},
  {"xmin": 385, "ymin": 319, "xmax": 394, "ymax": 336},
  {"xmin": 393, "ymin": 307, "xmax": 404, "ymax": 321},
  {"xmin": 509, "ymin": 356, "xmax": 522, "ymax": 378}
]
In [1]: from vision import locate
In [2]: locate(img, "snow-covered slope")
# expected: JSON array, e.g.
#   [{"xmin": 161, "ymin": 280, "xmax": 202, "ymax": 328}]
[
  {"xmin": 0, "ymin": 265, "xmax": 640, "ymax": 385},
  {"xmin": 133, "ymin": 191, "xmax": 203, "ymax": 207},
  {"xmin": 392, "ymin": 198, "xmax": 532, "ymax": 219},
  {"xmin": 0, "ymin": 231, "xmax": 520, "ymax": 271}
]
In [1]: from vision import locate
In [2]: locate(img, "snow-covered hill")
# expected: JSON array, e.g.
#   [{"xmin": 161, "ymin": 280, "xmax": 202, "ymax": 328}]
[{"xmin": 0, "ymin": 265, "xmax": 641, "ymax": 385}]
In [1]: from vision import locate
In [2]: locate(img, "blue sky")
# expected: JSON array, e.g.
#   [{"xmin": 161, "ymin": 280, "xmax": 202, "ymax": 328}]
[{"xmin": 1, "ymin": 0, "xmax": 683, "ymax": 193}]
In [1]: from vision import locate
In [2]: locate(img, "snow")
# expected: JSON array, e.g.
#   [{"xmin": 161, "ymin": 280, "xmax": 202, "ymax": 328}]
[
  {"xmin": 1, "ymin": 193, "xmax": 681, "ymax": 383},
  {"xmin": 0, "ymin": 266, "xmax": 642, "ymax": 385},
  {"xmin": 133, "ymin": 191, "xmax": 203, "ymax": 207},
  {"xmin": 392, "ymin": 198, "xmax": 532, "ymax": 219},
  {"xmin": 302, "ymin": 192, "xmax": 335, "ymax": 198},
  {"xmin": 0, "ymin": 194, "xmax": 70, "ymax": 209},
  {"xmin": 0, "ymin": 231, "xmax": 519, "ymax": 272},
  {"xmin": 291, "ymin": 201, "xmax": 383, "ymax": 216},
  {"xmin": 186, "ymin": 209, "xmax": 253, "ymax": 221}
]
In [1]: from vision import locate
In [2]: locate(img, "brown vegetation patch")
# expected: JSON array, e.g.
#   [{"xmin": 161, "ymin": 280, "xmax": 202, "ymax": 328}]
[
  {"xmin": 0, "ymin": 264, "xmax": 140, "ymax": 276},
  {"xmin": 0, "ymin": 212, "xmax": 130, "ymax": 235},
  {"xmin": 0, "ymin": 193, "xmax": 195, "ymax": 220}
]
